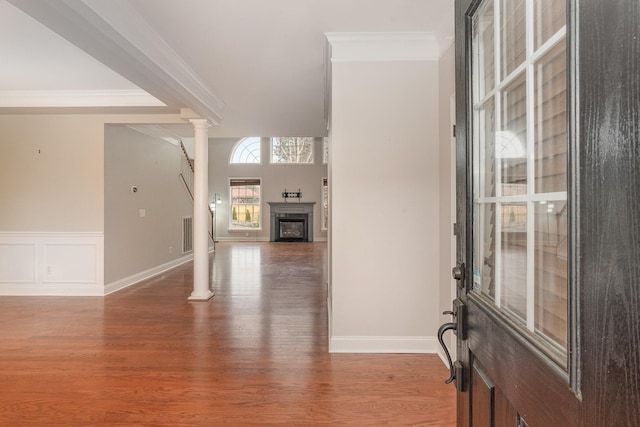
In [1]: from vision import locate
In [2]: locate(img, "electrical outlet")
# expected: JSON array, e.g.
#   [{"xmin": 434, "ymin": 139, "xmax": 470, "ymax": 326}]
[
  {"xmin": 46, "ymin": 266, "xmax": 52, "ymax": 275},
  {"xmin": 139, "ymin": 209, "xmax": 146, "ymax": 217},
  {"xmin": 169, "ymin": 246, "xmax": 173, "ymax": 254}
]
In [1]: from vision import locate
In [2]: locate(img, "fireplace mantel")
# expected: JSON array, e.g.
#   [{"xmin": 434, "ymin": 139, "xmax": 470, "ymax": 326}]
[{"xmin": 268, "ymin": 202, "xmax": 315, "ymax": 242}]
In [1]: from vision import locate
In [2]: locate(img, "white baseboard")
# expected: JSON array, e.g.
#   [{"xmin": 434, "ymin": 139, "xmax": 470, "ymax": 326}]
[
  {"xmin": 329, "ymin": 335, "xmax": 439, "ymax": 353},
  {"xmin": 105, "ymin": 253, "xmax": 193, "ymax": 295},
  {"xmin": 215, "ymin": 236, "xmax": 270, "ymax": 242},
  {"xmin": 216, "ymin": 236, "xmax": 328, "ymax": 243}
]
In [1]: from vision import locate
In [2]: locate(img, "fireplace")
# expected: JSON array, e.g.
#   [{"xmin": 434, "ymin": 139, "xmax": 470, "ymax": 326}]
[
  {"xmin": 276, "ymin": 216, "xmax": 308, "ymax": 242},
  {"xmin": 268, "ymin": 202, "xmax": 315, "ymax": 242}
]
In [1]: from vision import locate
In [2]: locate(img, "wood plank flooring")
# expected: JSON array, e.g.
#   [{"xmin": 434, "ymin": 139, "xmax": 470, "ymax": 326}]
[{"xmin": 0, "ymin": 242, "xmax": 455, "ymax": 425}]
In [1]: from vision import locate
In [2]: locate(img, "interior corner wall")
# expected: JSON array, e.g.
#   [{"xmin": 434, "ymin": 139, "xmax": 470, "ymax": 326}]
[
  {"xmin": 209, "ymin": 137, "xmax": 328, "ymax": 242},
  {"xmin": 329, "ymin": 60, "xmax": 441, "ymax": 353},
  {"xmin": 104, "ymin": 125, "xmax": 193, "ymax": 290},
  {"xmin": 437, "ymin": 43, "xmax": 458, "ymax": 361}
]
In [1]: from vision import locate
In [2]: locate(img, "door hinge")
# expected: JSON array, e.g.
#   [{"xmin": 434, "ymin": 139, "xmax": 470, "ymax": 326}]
[{"xmin": 452, "ymin": 124, "xmax": 456, "ymax": 137}]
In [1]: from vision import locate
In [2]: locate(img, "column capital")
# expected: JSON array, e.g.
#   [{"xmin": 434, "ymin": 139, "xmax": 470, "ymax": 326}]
[{"xmin": 189, "ymin": 118, "xmax": 211, "ymax": 129}]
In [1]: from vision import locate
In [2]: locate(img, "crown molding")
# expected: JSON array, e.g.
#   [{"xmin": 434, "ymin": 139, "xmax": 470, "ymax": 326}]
[
  {"xmin": 0, "ymin": 90, "xmax": 165, "ymax": 108},
  {"xmin": 325, "ymin": 32, "xmax": 440, "ymax": 63},
  {"xmin": 8, "ymin": 0, "xmax": 224, "ymax": 124}
]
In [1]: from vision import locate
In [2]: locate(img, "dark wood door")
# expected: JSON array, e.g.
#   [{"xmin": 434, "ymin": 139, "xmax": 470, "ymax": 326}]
[{"xmin": 449, "ymin": 0, "xmax": 640, "ymax": 425}]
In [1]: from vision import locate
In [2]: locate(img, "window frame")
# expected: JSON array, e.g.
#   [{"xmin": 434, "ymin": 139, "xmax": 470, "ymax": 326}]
[{"xmin": 470, "ymin": 0, "xmax": 569, "ymax": 366}]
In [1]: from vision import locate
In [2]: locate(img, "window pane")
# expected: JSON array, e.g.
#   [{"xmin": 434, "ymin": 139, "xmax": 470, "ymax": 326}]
[
  {"xmin": 500, "ymin": 73, "xmax": 527, "ymax": 195},
  {"xmin": 534, "ymin": 0, "xmax": 565, "ymax": 49},
  {"xmin": 501, "ymin": 0, "xmax": 526, "ymax": 78},
  {"xmin": 534, "ymin": 200, "xmax": 568, "ymax": 350},
  {"xmin": 322, "ymin": 179, "xmax": 328, "ymax": 230},
  {"xmin": 323, "ymin": 138, "xmax": 329, "ymax": 164},
  {"xmin": 230, "ymin": 180, "xmax": 261, "ymax": 230},
  {"xmin": 230, "ymin": 137, "xmax": 261, "ymax": 164},
  {"xmin": 271, "ymin": 137, "xmax": 314, "ymax": 164},
  {"xmin": 500, "ymin": 202, "xmax": 527, "ymax": 322},
  {"xmin": 473, "ymin": 0, "xmax": 495, "ymax": 99},
  {"xmin": 535, "ymin": 39, "xmax": 567, "ymax": 193}
]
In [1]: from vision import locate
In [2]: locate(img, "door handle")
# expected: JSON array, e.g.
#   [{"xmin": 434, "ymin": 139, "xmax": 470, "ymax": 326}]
[
  {"xmin": 437, "ymin": 318, "xmax": 457, "ymax": 384},
  {"xmin": 437, "ymin": 298, "xmax": 466, "ymax": 391}
]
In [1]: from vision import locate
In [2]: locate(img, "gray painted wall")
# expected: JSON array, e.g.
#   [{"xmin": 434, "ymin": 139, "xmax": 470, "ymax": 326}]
[{"xmin": 104, "ymin": 125, "xmax": 193, "ymax": 285}]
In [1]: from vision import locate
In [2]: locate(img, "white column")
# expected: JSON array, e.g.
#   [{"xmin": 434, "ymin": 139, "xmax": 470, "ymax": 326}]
[{"xmin": 189, "ymin": 118, "xmax": 214, "ymax": 301}]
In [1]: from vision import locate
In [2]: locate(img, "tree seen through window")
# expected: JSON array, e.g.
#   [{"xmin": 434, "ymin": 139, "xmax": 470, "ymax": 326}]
[{"xmin": 271, "ymin": 137, "xmax": 313, "ymax": 164}]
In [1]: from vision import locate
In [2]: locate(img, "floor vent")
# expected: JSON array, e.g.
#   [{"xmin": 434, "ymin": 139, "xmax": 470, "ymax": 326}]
[{"xmin": 182, "ymin": 216, "xmax": 193, "ymax": 253}]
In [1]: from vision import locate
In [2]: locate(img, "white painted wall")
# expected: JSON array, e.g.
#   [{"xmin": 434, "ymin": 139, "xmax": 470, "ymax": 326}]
[
  {"xmin": 437, "ymin": 44, "xmax": 457, "ymax": 361},
  {"xmin": 329, "ymin": 58, "xmax": 441, "ymax": 352},
  {"xmin": 208, "ymin": 137, "xmax": 328, "ymax": 242},
  {"xmin": 104, "ymin": 125, "xmax": 194, "ymax": 288},
  {"xmin": 0, "ymin": 115, "xmax": 105, "ymax": 232}
]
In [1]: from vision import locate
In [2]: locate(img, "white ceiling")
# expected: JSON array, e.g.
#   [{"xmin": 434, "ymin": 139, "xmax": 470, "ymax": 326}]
[{"xmin": 2, "ymin": 0, "xmax": 454, "ymax": 137}]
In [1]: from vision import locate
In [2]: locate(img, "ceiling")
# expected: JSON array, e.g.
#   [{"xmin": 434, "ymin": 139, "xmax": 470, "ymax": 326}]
[{"xmin": 1, "ymin": 0, "xmax": 454, "ymax": 138}]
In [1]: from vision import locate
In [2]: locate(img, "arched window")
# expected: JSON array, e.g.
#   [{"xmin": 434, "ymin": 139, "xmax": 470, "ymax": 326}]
[{"xmin": 230, "ymin": 137, "xmax": 261, "ymax": 164}]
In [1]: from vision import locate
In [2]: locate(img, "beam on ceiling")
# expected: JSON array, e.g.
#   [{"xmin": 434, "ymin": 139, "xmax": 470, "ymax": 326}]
[{"xmin": 8, "ymin": 0, "xmax": 224, "ymax": 124}]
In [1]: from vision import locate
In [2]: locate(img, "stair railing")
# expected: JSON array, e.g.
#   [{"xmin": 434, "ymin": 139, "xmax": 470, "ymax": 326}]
[{"xmin": 179, "ymin": 140, "xmax": 214, "ymax": 244}]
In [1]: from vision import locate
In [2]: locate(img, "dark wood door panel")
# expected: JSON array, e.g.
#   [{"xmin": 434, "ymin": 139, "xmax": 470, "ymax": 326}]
[
  {"xmin": 466, "ymin": 296, "xmax": 579, "ymax": 427},
  {"xmin": 471, "ymin": 362, "xmax": 494, "ymax": 427}
]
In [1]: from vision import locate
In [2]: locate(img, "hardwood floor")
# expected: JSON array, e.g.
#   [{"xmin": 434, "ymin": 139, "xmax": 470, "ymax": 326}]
[{"xmin": 0, "ymin": 242, "xmax": 455, "ymax": 425}]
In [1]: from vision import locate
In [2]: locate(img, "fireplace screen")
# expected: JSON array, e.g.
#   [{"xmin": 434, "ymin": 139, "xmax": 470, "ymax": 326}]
[{"xmin": 276, "ymin": 218, "xmax": 308, "ymax": 241}]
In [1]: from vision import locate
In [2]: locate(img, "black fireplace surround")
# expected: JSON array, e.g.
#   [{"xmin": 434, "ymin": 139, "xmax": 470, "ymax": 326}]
[{"xmin": 268, "ymin": 202, "xmax": 315, "ymax": 242}]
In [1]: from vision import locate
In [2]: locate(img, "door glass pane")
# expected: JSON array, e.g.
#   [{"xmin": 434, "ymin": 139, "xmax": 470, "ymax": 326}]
[
  {"xmin": 479, "ymin": 98, "xmax": 496, "ymax": 198},
  {"xmin": 500, "ymin": 73, "xmax": 527, "ymax": 196},
  {"xmin": 534, "ymin": 200, "xmax": 568, "ymax": 349},
  {"xmin": 501, "ymin": 0, "xmax": 526, "ymax": 78},
  {"xmin": 500, "ymin": 203, "xmax": 527, "ymax": 322},
  {"xmin": 471, "ymin": 0, "xmax": 568, "ymax": 363},
  {"xmin": 534, "ymin": 0, "xmax": 566, "ymax": 49},
  {"xmin": 535, "ymin": 39, "xmax": 567, "ymax": 194},
  {"xmin": 474, "ymin": 203, "xmax": 496, "ymax": 300},
  {"xmin": 473, "ymin": 0, "xmax": 495, "ymax": 99}
]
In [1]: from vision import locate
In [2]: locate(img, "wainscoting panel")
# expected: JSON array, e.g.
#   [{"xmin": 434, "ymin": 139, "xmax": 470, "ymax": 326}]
[
  {"xmin": 0, "ymin": 243, "xmax": 36, "ymax": 283},
  {"xmin": 44, "ymin": 243, "xmax": 97, "ymax": 283},
  {"xmin": 0, "ymin": 232, "xmax": 104, "ymax": 296}
]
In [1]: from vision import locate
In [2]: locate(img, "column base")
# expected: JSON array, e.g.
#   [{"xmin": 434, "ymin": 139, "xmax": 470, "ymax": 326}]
[{"xmin": 188, "ymin": 291, "xmax": 214, "ymax": 302}]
